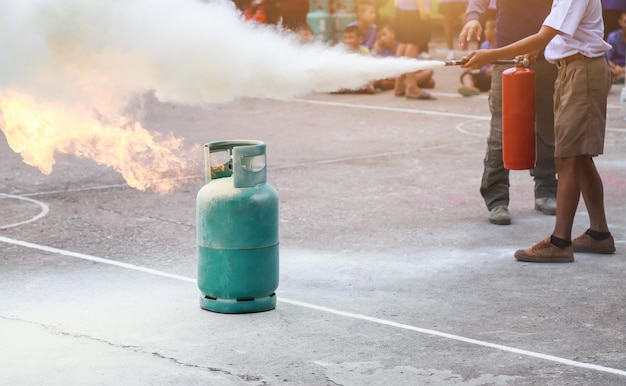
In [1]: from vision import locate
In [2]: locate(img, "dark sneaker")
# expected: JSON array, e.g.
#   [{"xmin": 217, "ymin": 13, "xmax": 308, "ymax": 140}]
[
  {"xmin": 572, "ymin": 232, "xmax": 616, "ymax": 254},
  {"xmin": 514, "ymin": 237, "xmax": 574, "ymax": 263},
  {"xmin": 489, "ymin": 205, "xmax": 511, "ymax": 225},
  {"xmin": 535, "ymin": 197, "xmax": 556, "ymax": 215}
]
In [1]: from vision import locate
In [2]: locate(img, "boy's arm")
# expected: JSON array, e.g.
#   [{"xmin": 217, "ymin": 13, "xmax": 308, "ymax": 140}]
[
  {"xmin": 461, "ymin": 25, "xmax": 558, "ymax": 69},
  {"xmin": 459, "ymin": 0, "xmax": 490, "ymax": 48}
]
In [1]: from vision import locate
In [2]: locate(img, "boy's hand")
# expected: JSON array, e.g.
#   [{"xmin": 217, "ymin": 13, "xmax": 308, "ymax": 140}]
[
  {"xmin": 458, "ymin": 20, "xmax": 482, "ymax": 50},
  {"xmin": 522, "ymin": 51, "xmax": 540, "ymax": 67},
  {"xmin": 460, "ymin": 50, "xmax": 495, "ymax": 70}
]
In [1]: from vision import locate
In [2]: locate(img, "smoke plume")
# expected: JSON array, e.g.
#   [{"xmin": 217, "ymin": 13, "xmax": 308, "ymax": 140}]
[{"xmin": 0, "ymin": 0, "xmax": 443, "ymax": 191}]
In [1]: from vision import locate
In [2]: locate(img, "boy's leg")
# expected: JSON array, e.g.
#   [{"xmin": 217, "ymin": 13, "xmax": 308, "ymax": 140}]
[
  {"xmin": 460, "ymin": 72, "xmax": 476, "ymax": 88},
  {"xmin": 394, "ymin": 43, "xmax": 407, "ymax": 96},
  {"xmin": 403, "ymin": 43, "xmax": 422, "ymax": 97},
  {"xmin": 551, "ymin": 157, "xmax": 580, "ymax": 241},
  {"xmin": 416, "ymin": 69, "xmax": 435, "ymax": 89},
  {"xmin": 513, "ymin": 156, "xmax": 576, "ymax": 263},
  {"xmin": 572, "ymin": 156, "xmax": 615, "ymax": 253},
  {"xmin": 458, "ymin": 71, "xmax": 480, "ymax": 96},
  {"xmin": 578, "ymin": 156, "xmax": 610, "ymax": 233}
]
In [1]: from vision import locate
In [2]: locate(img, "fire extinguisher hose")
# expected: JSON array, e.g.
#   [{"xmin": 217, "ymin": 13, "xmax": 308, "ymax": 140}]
[{"xmin": 443, "ymin": 58, "xmax": 530, "ymax": 67}]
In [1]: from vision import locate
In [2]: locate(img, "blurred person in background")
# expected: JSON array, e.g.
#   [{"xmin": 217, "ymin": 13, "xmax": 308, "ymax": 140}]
[
  {"xmin": 393, "ymin": 0, "xmax": 435, "ymax": 100},
  {"xmin": 459, "ymin": 0, "xmax": 558, "ymax": 225},
  {"xmin": 457, "ymin": 17, "xmax": 495, "ymax": 96},
  {"xmin": 606, "ymin": 11, "xmax": 626, "ymax": 83},
  {"xmin": 439, "ymin": 0, "xmax": 469, "ymax": 60},
  {"xmin": 602, "ymin": 0, "xmax": 626, "ymax": 39},
  {"xmin": 233, "ymin": 0, "xmax": 309, "ymax": 30},
  {"xmin": 348, "ymin": 0, "xmax": 379, "ymax": 50},
  {"xmin": 372, "ymin": 23, "xmax": 436, "ymax": 91}
]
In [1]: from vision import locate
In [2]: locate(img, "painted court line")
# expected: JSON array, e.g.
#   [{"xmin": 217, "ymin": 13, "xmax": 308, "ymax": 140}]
[
  {"xmin": 292, "ymin": 98, "xmax": 626, "ymax": 132},
  {"xmin": 0, "ymin": 194, "xmax": 50, "ymax": 230},
  {"xmin": 0, "ymin": 235, "xmax": 625, "ymax": 378},
  {"xmin": 19, "ymin": 175, "xmax": 201, "ymax": 198},
  {"xmin": 293, "ymin": 98, "xmax": 490, "ymax": 121}
]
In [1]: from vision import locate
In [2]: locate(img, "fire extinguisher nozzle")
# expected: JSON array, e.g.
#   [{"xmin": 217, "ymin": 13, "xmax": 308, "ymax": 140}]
[{"xmin": 444, "ymin": 60, "xmax": 468, "ymax": 66}]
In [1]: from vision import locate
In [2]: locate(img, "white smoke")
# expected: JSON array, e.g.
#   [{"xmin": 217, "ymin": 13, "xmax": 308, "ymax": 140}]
[
  {"xmin": 0, "ymin": 0, "xmax": 445, "ymax": 191},
  {"xmin": 0, "ymin": 0, "xmax": 443, "ymax": 111}
]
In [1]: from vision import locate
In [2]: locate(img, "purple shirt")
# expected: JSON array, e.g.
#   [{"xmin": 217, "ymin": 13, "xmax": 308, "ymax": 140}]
[
  {"xmin": 348, "ymin": 21, "xmax": 377, "ymax": 50},
  {"xmin": 466, "ymin": 0, "xmax": 552, "ymax": 48},
  {"xmin": 606, "ymin": 29, "xmax": 626, "ymax": 65},
  {"xmin": 601, "ymin": 0, "xmax": 626, "ymax": 10},
  {"xmin": 374, "ymin": 42, "xmax": 398, "ymax": 58}
]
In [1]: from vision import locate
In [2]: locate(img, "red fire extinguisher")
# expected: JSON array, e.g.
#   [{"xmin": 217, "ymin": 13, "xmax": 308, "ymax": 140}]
[{"xmin": 502, "ymin": 65, "xmax": 536, "ymax": 170}]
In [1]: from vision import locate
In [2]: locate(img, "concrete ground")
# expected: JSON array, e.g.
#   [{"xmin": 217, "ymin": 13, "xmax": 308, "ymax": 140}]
[{"xmin": 2, "ymin": 54, "xmax": 626, "ymax": 385}]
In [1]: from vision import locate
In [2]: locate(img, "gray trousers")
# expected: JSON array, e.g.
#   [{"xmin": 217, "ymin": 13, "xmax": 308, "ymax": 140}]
[{"xmin": 480, "ymin": 59, "xmax": 558, "ymax": 210}]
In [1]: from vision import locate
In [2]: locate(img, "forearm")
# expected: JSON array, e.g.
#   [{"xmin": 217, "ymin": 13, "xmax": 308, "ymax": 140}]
[
  {"xmin": 489, "ymin": 26, "xmax": 556, "ymax": 61},
  {"xmin": 462, "ymin": 26, "xmax": 558, "ymax": 69}
]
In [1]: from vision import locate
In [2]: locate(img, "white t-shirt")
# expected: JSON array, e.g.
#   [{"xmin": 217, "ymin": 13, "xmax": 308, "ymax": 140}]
[{"xmin": 542, "ymin": 0, "xmax": 611, "ymax": 62}]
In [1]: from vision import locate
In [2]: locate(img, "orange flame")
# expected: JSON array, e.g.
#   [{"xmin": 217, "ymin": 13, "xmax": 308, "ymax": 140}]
[{"xmin": 0, "ymin": 92, "xmax": 197, "ymax": 193}]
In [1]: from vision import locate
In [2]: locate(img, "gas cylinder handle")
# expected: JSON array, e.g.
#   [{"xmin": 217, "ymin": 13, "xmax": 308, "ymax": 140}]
[
  {"xmin": 233, "ymin": 142, "xmax": 267, "ymax": 188},
  {"xmin": 205, "ymin": 140, "xmax": 265, "ymax": 184}
]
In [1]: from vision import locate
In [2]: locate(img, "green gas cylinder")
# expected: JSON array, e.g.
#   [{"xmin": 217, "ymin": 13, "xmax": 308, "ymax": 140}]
[
  {"xmin": 197, "ymin": 140, "xmax": 279, "ymax": 313},
  {"xmin": 307, "ymin": 9, "xmax": 333, "ymax": 42}
]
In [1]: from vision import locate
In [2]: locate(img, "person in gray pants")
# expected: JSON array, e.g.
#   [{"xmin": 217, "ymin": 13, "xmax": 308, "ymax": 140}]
[{"xmin": 459, "ymin": 0, "xmax": 558, "ymax": 225}]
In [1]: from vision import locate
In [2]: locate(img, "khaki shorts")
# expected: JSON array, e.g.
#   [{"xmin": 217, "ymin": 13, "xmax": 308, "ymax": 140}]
[{"xmin": 553, "ymin": 55, "xmax": 611, "ymax": 158}]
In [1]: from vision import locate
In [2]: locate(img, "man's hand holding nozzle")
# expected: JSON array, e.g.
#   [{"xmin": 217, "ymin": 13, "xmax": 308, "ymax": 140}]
[{"xmin": 460, "ymin": 49, "xmax": 497, "ymax": 70}]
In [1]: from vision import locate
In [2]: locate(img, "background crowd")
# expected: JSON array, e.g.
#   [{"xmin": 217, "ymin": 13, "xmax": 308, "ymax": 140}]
[{"xmin": 232, "ymin": 0, "xmax": 625, "ymax": 96}]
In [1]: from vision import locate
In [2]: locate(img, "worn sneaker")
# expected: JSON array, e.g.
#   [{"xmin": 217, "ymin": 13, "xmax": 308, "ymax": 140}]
[
  {"xmin": 572, "ymin": 232, "xmax": 616, "ymax": 254},
  {"xmin": 535, "ymin": 197, "xmax": 557, "ymax": 215},
  {"xmin": 458, "ymin": 86, "xmax": 480, "ymax": 97},
  {"xmin": 514, "ymin": 238, "xmax": 574, "ymax": 263},
  {"xmin": 488, "ymin": 205, "xmax": 511, "ymax": 225}
]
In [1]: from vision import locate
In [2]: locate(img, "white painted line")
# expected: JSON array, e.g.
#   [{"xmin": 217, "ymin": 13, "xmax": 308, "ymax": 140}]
[
  {"xmin": 19, "ymin": 183, "xmax": 130, "ymax": 197},
  {"xmin": 0, "ymin": 194, "xmax": 50, "ymax": 230},
  {"xmin": 292, "ymin": 98, "xmax": 490, "ymax": 120},
  {"xmin": 0, "ymin": 235, "xmax": 625, "ymax": 378},
  {"xmin": 455, "ymin": 119, "xmax": 488, "ymax": 138},
  {"xmin": 278, "ymin": 298, "xmax": 626, "ymax": 377},
  {"xmin": 19, "ymin": 175, "xmax": 203, "ymax": 198},
  {"xmin": 272, "ymin": 139, "xmax": 483, "ymax": 170},
  {"xmin": 292, "ymin": 98, "xmax": 626, "ymax": 133},
  {"xmin": 0, "ymin": 236, "xmax": 195, "ymax": 284}
]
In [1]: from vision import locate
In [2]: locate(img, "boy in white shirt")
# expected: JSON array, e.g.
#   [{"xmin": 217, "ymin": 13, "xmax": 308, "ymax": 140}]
[{"xmin": 461, "ymin": 0, "xmax": 615, "ymax": 263}]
